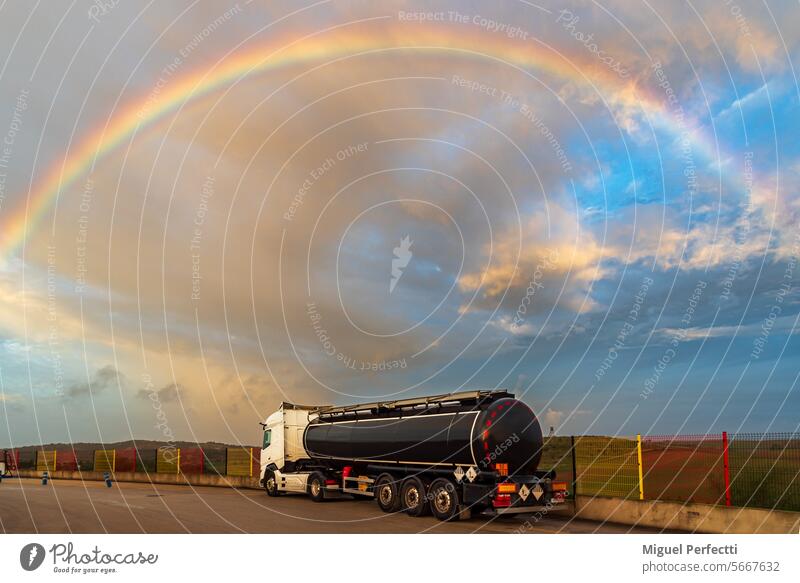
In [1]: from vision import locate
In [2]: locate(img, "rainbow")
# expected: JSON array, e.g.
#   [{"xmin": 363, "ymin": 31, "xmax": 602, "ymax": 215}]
[{"xmin": 1, "ymin": 20, "xmax": 719, "ymax": 257}]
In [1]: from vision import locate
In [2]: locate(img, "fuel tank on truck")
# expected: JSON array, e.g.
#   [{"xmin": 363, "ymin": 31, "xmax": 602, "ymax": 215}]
[{"xmin": 302, "ymin": 390, "xmax": 543, "ymax": 474}]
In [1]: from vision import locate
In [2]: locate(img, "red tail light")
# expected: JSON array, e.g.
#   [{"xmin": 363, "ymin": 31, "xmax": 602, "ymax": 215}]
[
  {"xmin": 325, "ymin": 479, "xmax": 337, "ymax": 485},
  {"xmin": 551, "ymin": 481, "xmax": 568, "ymax": 502},
  {"xmin": 492, "ymin": 494, "xmax": 512, "ymax": 508},
  {"xmin": 342, "ymin": 466, "xmax": 353, "ymax": 478},
  {"xmin": 493, "ymin": 463, "xmax": 509, "ymax": 476},
  {"xmin": 497, "ymin": 482, "xmax": 517, "ymax": 494}
]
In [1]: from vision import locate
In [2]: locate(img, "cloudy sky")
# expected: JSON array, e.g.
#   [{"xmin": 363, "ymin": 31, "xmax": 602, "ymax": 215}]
[{"xmin": 0, "ymin": 0, "xmax": 798, "ymax": 447}]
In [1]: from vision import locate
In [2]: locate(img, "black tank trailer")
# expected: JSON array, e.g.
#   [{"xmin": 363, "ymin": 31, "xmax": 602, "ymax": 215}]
[
  {"xmin": 303, "ymin": 390, "xmax": 544, "ymax": 474},
  {"xmin": 261, "ymin": 390, "xmax": 568, "ymax": 521}
]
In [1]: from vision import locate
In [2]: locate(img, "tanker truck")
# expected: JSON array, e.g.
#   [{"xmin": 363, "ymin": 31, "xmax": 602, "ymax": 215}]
[{"xmin": 258, "ymin": 390, "xmax": 568, "ymax": 521}]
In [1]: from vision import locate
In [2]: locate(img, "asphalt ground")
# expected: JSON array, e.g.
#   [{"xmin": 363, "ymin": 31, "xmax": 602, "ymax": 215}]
[{"xmin": 0, "ymin": 477, "xmax": 669, "ymax": 533}]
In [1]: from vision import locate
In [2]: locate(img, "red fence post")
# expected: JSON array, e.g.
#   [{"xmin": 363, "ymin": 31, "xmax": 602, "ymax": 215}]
[{"xmin": 722, "ymin": 431, "xmax": 731, "ymax": 507}]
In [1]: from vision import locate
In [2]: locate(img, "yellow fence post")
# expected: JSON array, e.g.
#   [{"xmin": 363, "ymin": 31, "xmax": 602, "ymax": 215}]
[
  {"xmin": 636, "ymin": 434, "xmax": 644, "ymax": 500},
  {"xmin": 112, "ymin": 449, "xmax": 116, "ymax": 473},
  {"xmin": 249, "ymin": 448, "xmax": 253, "ymax": 477},
  {"xmin": 176, "ymin": 448, "xmax": 181, "ymax": 474}
]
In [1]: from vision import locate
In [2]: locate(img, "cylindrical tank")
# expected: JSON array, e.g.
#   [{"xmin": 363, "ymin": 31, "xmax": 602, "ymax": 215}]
[{"xmin": 303, "ymin": 397, "xmax": 543, "ymax": 474}]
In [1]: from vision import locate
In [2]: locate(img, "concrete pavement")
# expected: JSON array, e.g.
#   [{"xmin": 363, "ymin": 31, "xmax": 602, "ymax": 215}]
[{"xmin": 0, "ymin": 477, "xmax": 666, "ymax": 534}]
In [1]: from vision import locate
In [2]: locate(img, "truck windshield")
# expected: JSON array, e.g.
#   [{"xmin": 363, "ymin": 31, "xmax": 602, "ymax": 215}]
[{"xmin": 262, "ymin": 429, "xmax": 271, "ymax": 449}]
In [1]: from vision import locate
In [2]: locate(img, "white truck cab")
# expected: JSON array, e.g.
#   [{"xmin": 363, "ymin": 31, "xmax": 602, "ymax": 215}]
[{"xmin": 260, "ymin": 403, "xmax": 318, "ymax": 494}]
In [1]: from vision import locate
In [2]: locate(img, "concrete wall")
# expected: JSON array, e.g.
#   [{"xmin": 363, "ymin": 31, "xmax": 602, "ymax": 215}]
[
  {"xmin": 571, "ymin": 495, "xmax": 800, "ymax": 534},
  {"xmin": 15, "ymin": 469, "xmax": 261, "ymax": 490}
]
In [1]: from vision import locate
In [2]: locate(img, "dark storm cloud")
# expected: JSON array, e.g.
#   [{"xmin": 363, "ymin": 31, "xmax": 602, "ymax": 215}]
[
  {"xmin": 63, "ymin": 365, "xmax": 124, "ymax": 399},
  {"xmin": 137, "ymin": 382, "xmax": 183, "ymax": 403}
]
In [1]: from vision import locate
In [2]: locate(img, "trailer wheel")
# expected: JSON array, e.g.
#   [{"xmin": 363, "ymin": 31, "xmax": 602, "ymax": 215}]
[
  {"xmin": 401, "ymin": 476, "xmax": 430, "ymax": 517},
  {"xmin": 428, "ymin": 478, "xmax": 460, "ymax": 521},
  {"xmin": 263, "ymin": 470, "xmax": 280, "ymax": 497},
  {"xmin": 374, "ymin": 473, "xmax": 402, "ymax": 513},
  {"xmin": 307, "ymin": 472, "xmax": 327, "ymax": 503}
]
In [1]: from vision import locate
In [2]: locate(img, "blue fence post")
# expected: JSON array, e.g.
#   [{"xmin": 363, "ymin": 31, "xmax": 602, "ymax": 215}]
[
  {"xmin": 104, "ymin": 472, "xmax": 113, "ymax": 487},
  {"xmin": 41, "ymin": 471, "xmax": 49, "ymax": 485}
]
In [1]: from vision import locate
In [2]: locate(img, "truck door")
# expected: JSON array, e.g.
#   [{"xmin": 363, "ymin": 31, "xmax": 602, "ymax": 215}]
[{"xmin": 261, "ymin": 422, "xmax": 285, "ymax": 471}]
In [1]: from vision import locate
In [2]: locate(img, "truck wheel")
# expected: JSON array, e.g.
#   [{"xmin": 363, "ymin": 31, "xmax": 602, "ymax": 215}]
[
  {"xmin": 374, "ymin": 473, "xmax": 402, "ymax": 513},
  {"xmin": 428, "ymin": 478, "xmax": 460, "ymax": 521},
  {"xmin": 307, "ymin": 472, "xmax": 327, "ymax": 502},
  {"xmin": 263, "ymin": 470, "xmax": 280, "ymax": 497},
  {"xmin": 401, "ymin": 476, "xmax": 430, "ymax": 517}
]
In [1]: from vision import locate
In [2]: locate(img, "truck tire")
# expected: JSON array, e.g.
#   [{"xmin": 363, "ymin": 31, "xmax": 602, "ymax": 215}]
[
  {"xmin": 307, "ymin": 472, "xmax": 327, "ymax": 502},
  {"xmin": 374, "ymin": 473, "xmax": 402, "ymax": 513},
  {"xmin": 263, "ymin": 470, "xmax": 280, "ymax": 497},
  {"xmin": 428, "ymin": 478, "xmax": 460, "ymax": 521},
  {"xmin": 401, "ymin": 476, "xmax": 430, "ymax": 517}
]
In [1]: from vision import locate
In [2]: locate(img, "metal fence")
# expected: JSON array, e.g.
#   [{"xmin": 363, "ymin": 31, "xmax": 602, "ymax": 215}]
[
  {"xmin": 574, "ymin": 435, "xmax": 641, "ymax": 499},
  {"xmin": 539, "ymin": 432, "xmax": 800, "ymax": 512},
  {"xmin": 641, "ymin": 434, "xmax": 725, "ymax": 506},
  {"xmin": 156, "ymin": 447, "xmax": 180, "ymax": 474},
  {"xmin": 115, "ymin": 448, "xmax": 137, "ymax": 473},
  {"xmin": 5, "ymin": 432, "xmax": 799, "ymax": 512},
  {"xmin": 225, "ymin": 447, "xmax": 259, "ymax": 477},
  {"xmin": 94, "ymin": 449, "xmax": 115, "ymax": 473},
  {"xmin": 35, "ymin": 450, "xmax": 57, "ymax": 472},
  {"xmin": 3, "ymin": 446, "xmax": 261, "ymax": 478},
  {"xmin": 727, "ymin": 433, "xmax": 800, "ymax": 512},
  {"xmin": 179, "ymin": 447, "xmax": 204, "ymax": 474},
  {"xmin": 56, "ymin": 451, "xmax": 78, "ymax": 472}
]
